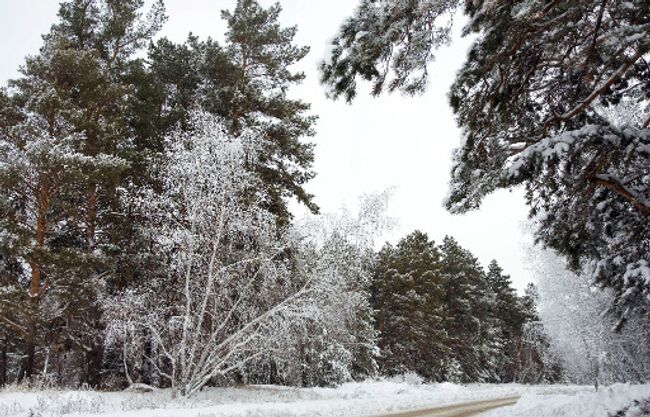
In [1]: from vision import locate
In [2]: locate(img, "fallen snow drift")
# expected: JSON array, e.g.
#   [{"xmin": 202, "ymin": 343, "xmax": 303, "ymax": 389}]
[
  {"xmin": 0, "ymin": 379, "xmax": 587, "ymax": 417},
  {"xmin": 484, "ymin": 383, "xmax": 650, "ymax": 417}
]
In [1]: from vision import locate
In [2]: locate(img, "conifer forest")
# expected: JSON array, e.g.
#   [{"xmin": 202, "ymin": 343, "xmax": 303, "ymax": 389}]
[{"xmin": 0, "ymin": 1, "xmax": 648, "ymax": 416}]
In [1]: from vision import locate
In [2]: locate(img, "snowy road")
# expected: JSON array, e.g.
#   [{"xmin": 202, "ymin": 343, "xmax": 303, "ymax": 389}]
[
  {"xmin": 373, "ymin": 397, "xmax": 520, "ymax": 417},
  {"xmin": 2, "ymin": 383, "xmax": 597, "ymax": 417}
]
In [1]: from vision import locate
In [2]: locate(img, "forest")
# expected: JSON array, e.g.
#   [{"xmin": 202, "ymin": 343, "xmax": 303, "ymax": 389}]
[{"xmin": 0, "ymin": 0, "xmax": 648, "ymax": 415}]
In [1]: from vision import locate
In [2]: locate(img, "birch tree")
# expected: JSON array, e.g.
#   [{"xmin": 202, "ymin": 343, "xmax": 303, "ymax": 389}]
[
  {"xmin": 289, "ymin": 192, "xmax": 392, "ymax": 386},
  {"xmin": 106, "ymin": 111, "xmax": 316, "ymax": 396}
]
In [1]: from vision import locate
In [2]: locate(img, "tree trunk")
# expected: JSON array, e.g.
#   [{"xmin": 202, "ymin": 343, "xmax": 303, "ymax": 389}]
[
  {"xmin": 84, "ymin": 344, "xmax": 103, "ymax": 388},
  {"xmin": 20, "ymin": 177, "xmax": 51, "ymax": 384},
  {"xmin": 18, "ymin": 341, "xmax": 35, "ymax": 382},
  {"xmin": 87, "ymin": 183, "xmax": 97, "ymax": 253},
  {"xmin": 0, "ymin": 338, "xmax": 7, "ymax": 386},
  {"xmin": 141, "ymin": 329, "xmax": 152, "ymax": 385},
  {"xmin": 30, "ymin": 175, "xmax": 49, "ymax": 295},
  {"xmin": 83, "ymin": 180, "xmax": 104, "ymax": 388}
]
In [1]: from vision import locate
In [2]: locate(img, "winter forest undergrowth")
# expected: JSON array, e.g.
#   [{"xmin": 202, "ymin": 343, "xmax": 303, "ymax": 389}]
[{"xmin": 1, "ymin": 0, "xmax": 649, "ymax": 416}]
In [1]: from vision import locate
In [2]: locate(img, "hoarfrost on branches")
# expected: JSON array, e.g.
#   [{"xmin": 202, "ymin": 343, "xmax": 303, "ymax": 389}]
[
  {"xmin": 105, "ymin": 111, "xmax": 389, "ymax": 395},
  {"xmin": 529, "ymin": 247, "xmax": 650, "ymax": 385},
  {"xmin": 106, "ymin": 111, "xmax": 316, "ymax": 396}
]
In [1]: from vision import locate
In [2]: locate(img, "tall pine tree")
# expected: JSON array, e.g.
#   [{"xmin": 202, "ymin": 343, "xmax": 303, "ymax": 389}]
[
  {"xmin": 140, "ymin": 0, "xmax": 318, "ymax": 223},
  {"xmin": 373, "ymin": 231, "xmax": 449, "ymax": 380},
  {"xmin": 0, "ymin": 0, "xmax": 165, "ymax": 385}
]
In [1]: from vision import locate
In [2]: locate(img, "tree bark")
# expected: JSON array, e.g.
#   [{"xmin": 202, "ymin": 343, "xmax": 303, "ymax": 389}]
[
  {"xmin": 0, "ymin": 338, "xmax": 7, "ymax": 386},
  {"xmin": 21, "ymin": 176, "xmax": 51, "ymax": 383},
  {"xmin": 590, "ymin": 175, "xmax": 650, "ymax": 217},
  {"xmin": 84, "ymin": 344, "xmax": 104, "ymax": 387},
  {"xmin": 30, "ymin": 178, "xmax": 48, "ymax": 298},
  {"xmin": 87, "ymin": 183, "xmax": 97, "ymax": 253},
  {"xmin": 18, "ymin": 341, "xmax": 35, "ymax": 382}
]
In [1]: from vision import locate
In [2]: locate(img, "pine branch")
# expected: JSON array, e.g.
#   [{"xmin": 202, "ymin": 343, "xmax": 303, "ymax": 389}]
[
  {"xmin": 590, "ymin": 174, "xmax": 650, "ymax": 217},
  {"xmin": 544, "ymin": 49, "xmax": 646, "ymax": 130},
  {"xmin": 0, "ymin": 315, "xmax": 29, "ymax": 338}
]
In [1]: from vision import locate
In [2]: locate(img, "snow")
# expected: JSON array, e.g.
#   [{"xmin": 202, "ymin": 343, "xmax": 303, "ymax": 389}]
[
  {"xmin": 484, "ymin": 384, "xmax": 650, "ymax": 417},
  {"xmin": 0, "ymin": 380, "xmax": 588, "ymax": 417}
]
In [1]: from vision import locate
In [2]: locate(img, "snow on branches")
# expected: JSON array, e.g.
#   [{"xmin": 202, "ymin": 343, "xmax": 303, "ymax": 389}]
[
  {"xmin": 320, "ymin": 0, "xmax": 459, "ymax": 101},
  {"xmin": 106, "ymin": 111, "xmax": 316, "ymax": 396},
  {"xmin": 530, "ymin": 247, "xmax": 650, "ymax": 385},
  {"xmin": 104, "ymin": 111, "xmax": 388, "ymax": 395},
  {"xmin": 322, "ymin": 0, "xmax": 650, "ymax": 318}
]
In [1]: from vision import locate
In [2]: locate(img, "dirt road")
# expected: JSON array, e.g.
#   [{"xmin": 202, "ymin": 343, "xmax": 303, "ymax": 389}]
[{"xmin": 372, "ymin": 396, "xmax": 520, "ymax": 417}]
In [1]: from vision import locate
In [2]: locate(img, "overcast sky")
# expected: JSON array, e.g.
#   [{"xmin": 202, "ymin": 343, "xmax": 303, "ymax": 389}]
[{"xmin": 0, "ymin": 0, "xmax": 536, "ymax": 291}]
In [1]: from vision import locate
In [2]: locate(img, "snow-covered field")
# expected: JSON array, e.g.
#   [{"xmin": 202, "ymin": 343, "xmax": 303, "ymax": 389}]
[
  {"xmin": 484, "ymin": 383, "xmax": 650, "ymax": 417},
  {"xmin": 0, "ymin": 378, "xmax": 590, "ymax": 417}
]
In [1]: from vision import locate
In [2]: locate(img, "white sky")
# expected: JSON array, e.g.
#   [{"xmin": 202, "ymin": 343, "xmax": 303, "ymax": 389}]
[{"xmin": 0, "ymin": 0, "xmax": 535, "ymax": 291}]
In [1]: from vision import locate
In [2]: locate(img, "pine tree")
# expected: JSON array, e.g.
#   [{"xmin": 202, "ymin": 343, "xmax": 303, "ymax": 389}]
[
  {"xmin": 438, "ymin": 236, "xmax": 500, "ymax": 382},
  {"xmin": 322, "ymin": 0, "xmax": 650, "ymax": 321},
  {"xmin": 485, "ymin": 260, "xmax": 527, "ymax": 382},
  {"xmin": 371, "ymin": 232, "xmax": 536, "ymax": 383},
  {"xmin": 143, "ymin": 0, "xmax": 318, "ymax": 223},
  {"xmin": 373, "ymin": 231, "xmax": 450, "ymax": 381},
  {"xmin": 0, "ymin": 0, "xmax": 165, "ymax": 386}
]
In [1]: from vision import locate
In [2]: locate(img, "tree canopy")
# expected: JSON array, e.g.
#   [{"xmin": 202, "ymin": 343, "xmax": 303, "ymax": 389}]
[{"xmin": 322, "ymin": 0, "xmax": 650, "ymax": 320}]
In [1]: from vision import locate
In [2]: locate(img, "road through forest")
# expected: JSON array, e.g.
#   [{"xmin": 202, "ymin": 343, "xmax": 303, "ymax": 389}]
[{"xmin": 372, "ymin": 396, "xmax": 520, "ymax": 417}]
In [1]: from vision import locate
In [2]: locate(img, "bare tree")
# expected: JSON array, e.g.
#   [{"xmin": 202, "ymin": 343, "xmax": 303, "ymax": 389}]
[
  {"xmin": 528, "ymin": 246, "xmax": 650, "ymax": 385},
  {"xmin": 105, "ymin": 111, "xmax": 316, "ymax": 396}
]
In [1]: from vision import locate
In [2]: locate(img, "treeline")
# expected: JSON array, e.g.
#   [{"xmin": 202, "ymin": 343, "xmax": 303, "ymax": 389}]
[
  {"xmin": 372, "ymin": 231, "xmax": 557, "ymax": 383},
  {"xmin": 0, "ymin": 0, "xmax": 318, "ymax": 390},
  {"xmin": 0, "ymin": 0, "xmax": 557, "ymax": 393}
]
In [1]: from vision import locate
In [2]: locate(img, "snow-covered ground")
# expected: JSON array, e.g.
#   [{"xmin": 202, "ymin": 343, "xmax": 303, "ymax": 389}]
[
  {"xmin": 0, "ymin": 378, "xmax": 589, "ymax": 417},
  {"xmin": 484, "ymin": 383, "xmax": 650, "ymax": 417}
]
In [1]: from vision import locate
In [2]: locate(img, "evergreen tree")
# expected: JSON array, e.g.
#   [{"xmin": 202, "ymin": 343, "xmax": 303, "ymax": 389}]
[
  {"xmin": 142, "ymin": 0, "xmax": 318, "ymax": 222},
  {"xmin": 438, "ymin": 236, "xmax": 500, "ymax": 382},
  {"xmin": 322, "ymin": 0, "xmax": 650, "ymax": 320},
  {"xmin": 373, "ymin": 231, "xmax": 449, "ymax": 381},
  {"xmin": 0, "ymin": 0, "xmax": 165, "ymax": 386},
  {"xmin": 486, "ymin": 260, "xmax": 528, "ymax": 382},
  {"xmin": 0, "ymin": 97, "xmax": 101, "ymax": 382},
  {"xmin": 372, "ymin": 232, "xmax": 535, "ymax": 383}
]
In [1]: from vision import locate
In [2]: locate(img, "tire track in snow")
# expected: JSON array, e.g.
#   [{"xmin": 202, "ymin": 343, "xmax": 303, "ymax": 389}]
[{"xmin": 371, "ymin": 396, "xmax": 520, "ymax": 417}]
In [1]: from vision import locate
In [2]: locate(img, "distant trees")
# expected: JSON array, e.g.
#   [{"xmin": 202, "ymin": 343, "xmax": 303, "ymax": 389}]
[
  {"xmin": 322, "ymin": 0, "xmax": 650, "ymax": 321},
  {"xmin": 531, "ymin": 248, "xmax": 650, "ymax": 385},
  {"xmin": 371, "ymin": 231, "xmax": 544, "ymax": 383},
  {"xmin": 373, "ymin": 231, "xmax": 449, "ymax": 381},
  {"xmin": 486, "ymin": 260, "xmax": 530, "ymax": 382},
  {"xmin": 513, "ymin": 284, "xmax": 564, "ymax": 384}
]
